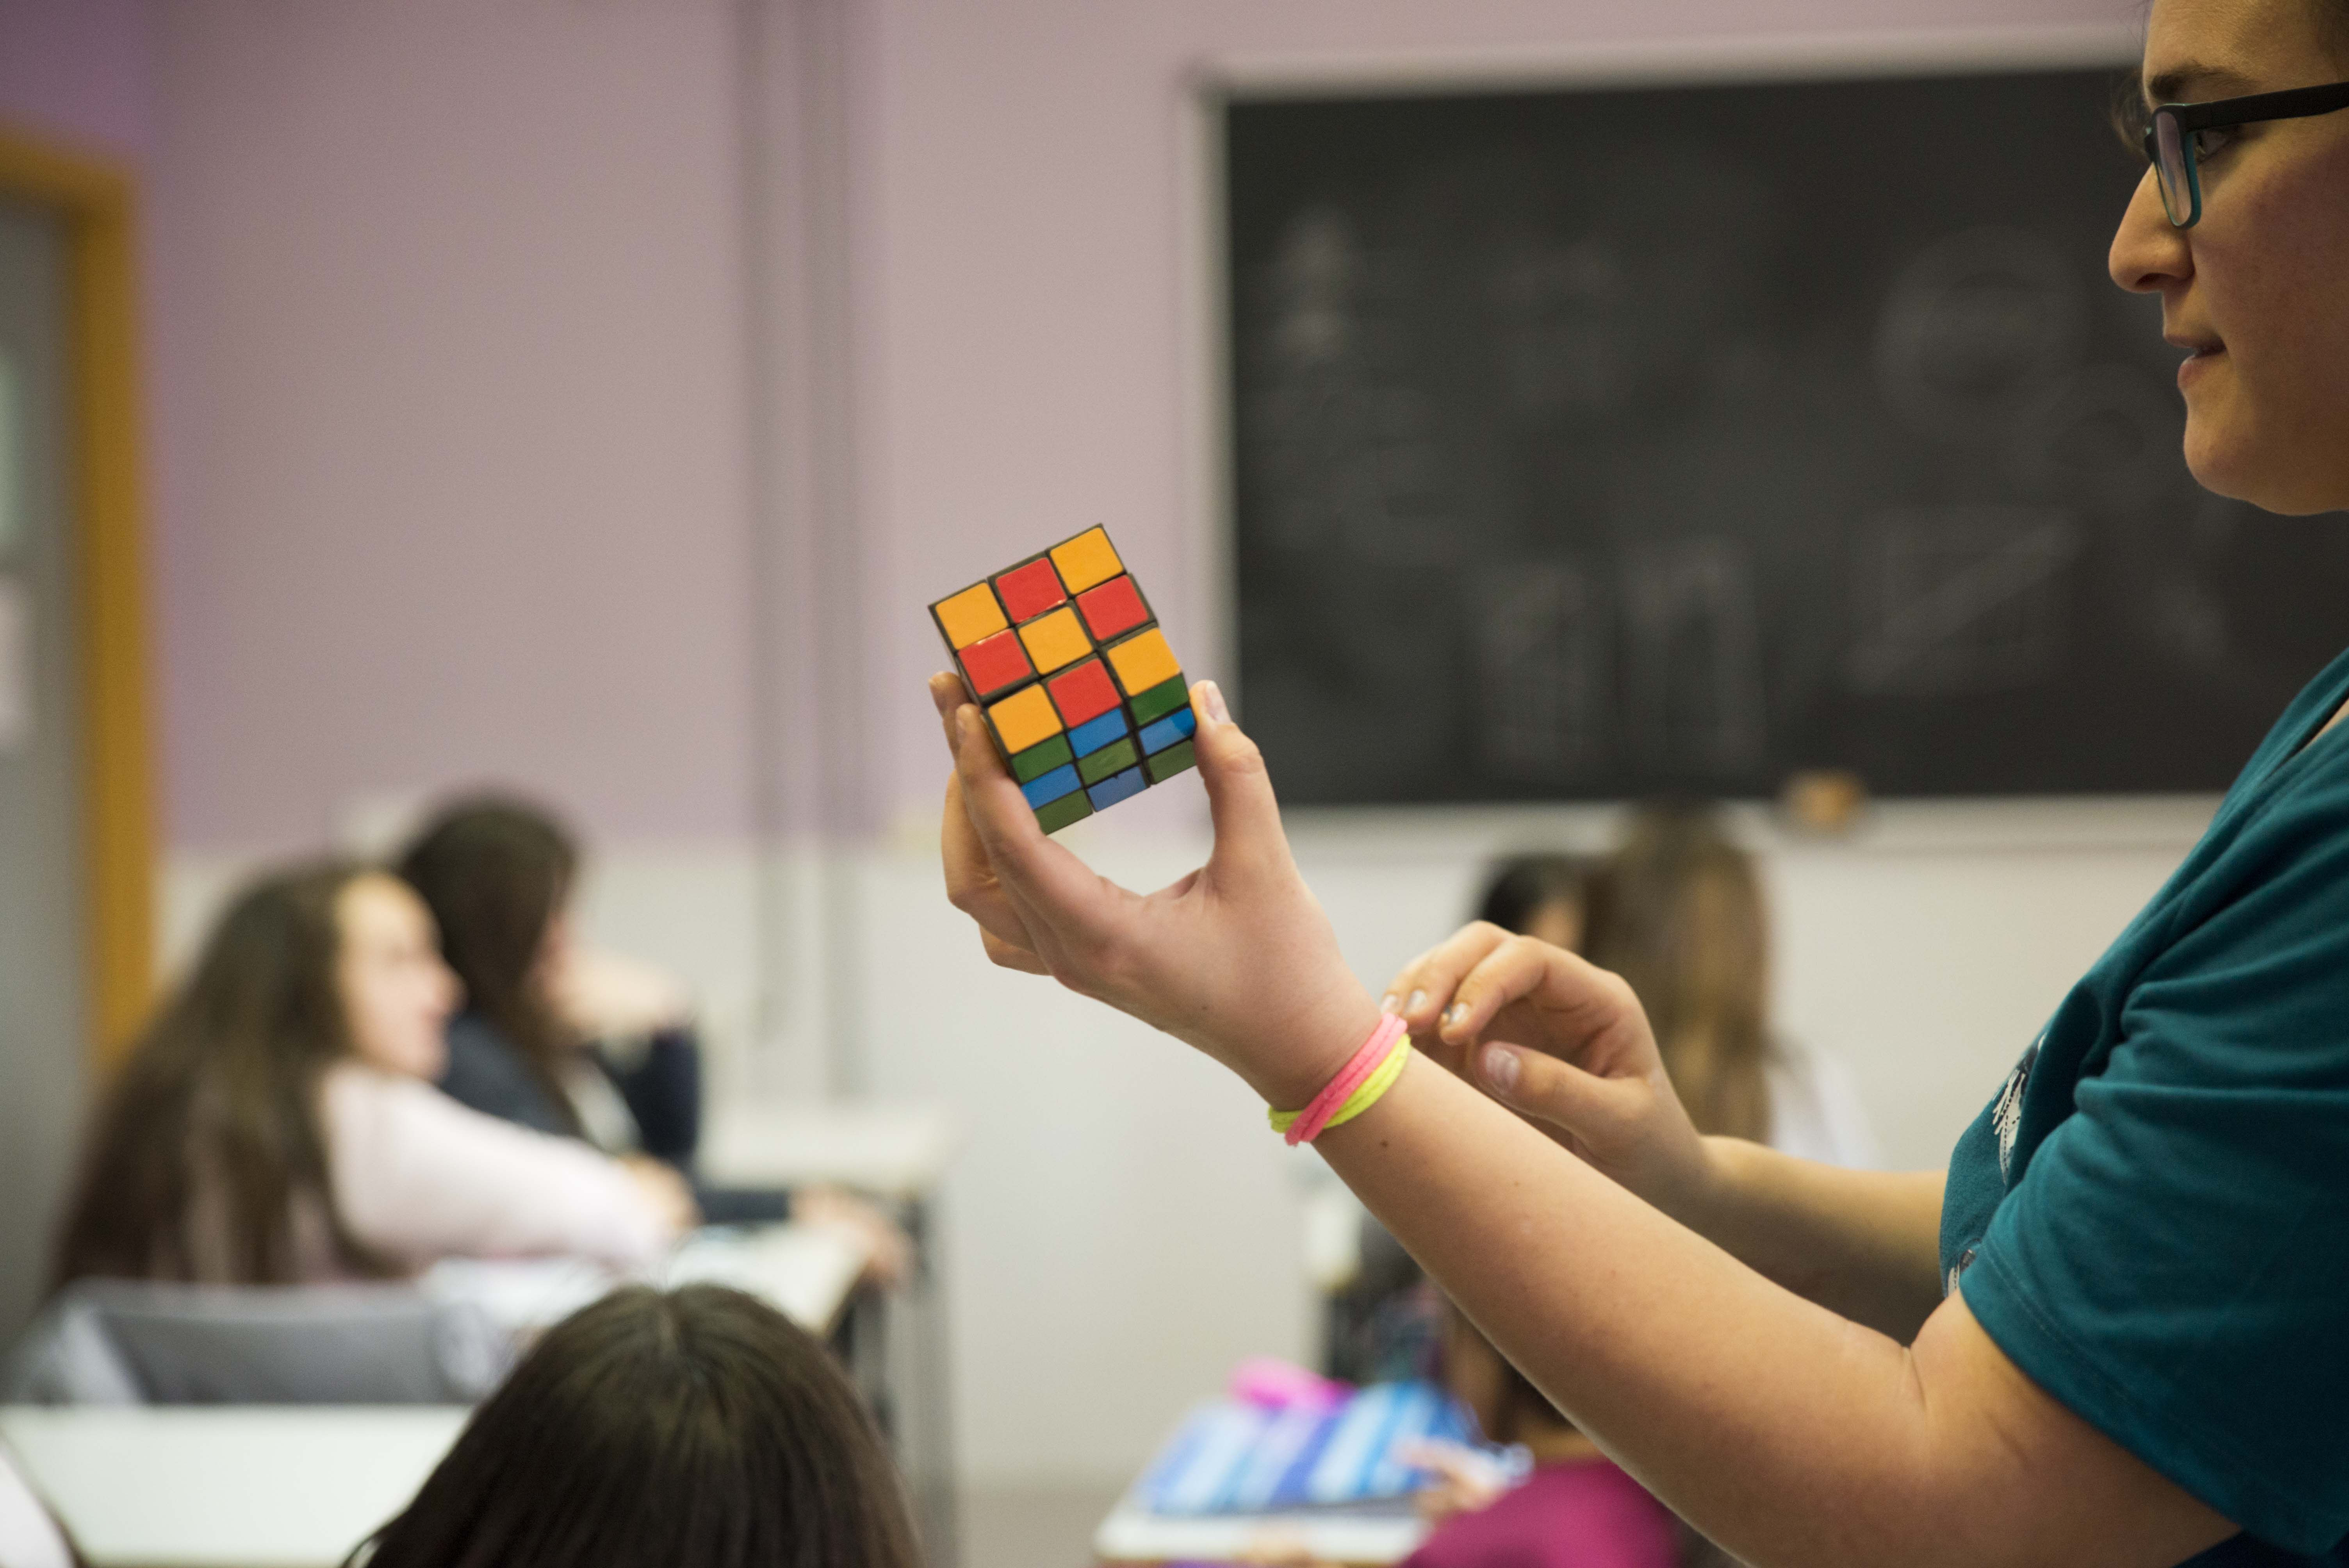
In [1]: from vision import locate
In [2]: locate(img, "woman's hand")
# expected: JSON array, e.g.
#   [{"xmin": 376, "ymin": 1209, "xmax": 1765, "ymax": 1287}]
[
  {"xmin": 545, "ymin": 944, "xmax": 693, "ymax": 1042},
  {"xmin": 620, "ymin": 1154, "xmax": 702, "ymax": 1238},
  {"xmin": 1383, "ymin": 924, "xmax": 1718, "ymax": 1222},
  {"xmin": 928, "ymin": 672, "xmax": 1381, "ymax": 1110},
  {"xmin": 794, "ymin": 1185, "xmax": 917, "ymax": 1290}
]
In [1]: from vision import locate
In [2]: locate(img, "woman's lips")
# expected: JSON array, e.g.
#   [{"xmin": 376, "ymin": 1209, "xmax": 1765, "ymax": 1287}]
[{"xmin": 2177, "ymin": 344, "xmax": 2224, "ymax": 389}]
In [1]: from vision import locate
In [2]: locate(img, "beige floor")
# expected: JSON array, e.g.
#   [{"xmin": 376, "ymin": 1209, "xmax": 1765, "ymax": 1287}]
[{"xmin": 959, "ymin": 1481, "xmax": 1130, "ymax": 1568}]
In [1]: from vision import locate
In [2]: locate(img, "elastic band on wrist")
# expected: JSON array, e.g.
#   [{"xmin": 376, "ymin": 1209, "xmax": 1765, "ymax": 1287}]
[{"xmin": 1271, "ymin": 1013, "xmax": 1411, "ymax": 1145}]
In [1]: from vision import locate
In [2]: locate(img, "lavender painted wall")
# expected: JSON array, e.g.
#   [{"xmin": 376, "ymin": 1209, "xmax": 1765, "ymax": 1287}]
[
  {"xmin": 149, "ymin": 0, "xmax": 758, "ymax": 850},
  {"xmin": 0, "ymin": 0, "xmax": 155, "ymax": 161}
]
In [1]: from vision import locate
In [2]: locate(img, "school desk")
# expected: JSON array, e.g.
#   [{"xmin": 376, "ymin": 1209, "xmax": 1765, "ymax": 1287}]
[{"xmin": 0, "ymin": 1221, "xmax": 871, "ymax": 1568}]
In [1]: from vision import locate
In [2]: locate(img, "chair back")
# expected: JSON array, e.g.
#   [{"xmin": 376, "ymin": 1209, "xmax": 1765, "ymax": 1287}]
[{"xmin": 1, "ymin": 1279, "xmax": 506, "ymax": 1404}]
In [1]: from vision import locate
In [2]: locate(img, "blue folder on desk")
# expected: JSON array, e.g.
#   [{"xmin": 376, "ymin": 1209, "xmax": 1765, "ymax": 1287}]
[{"xmin": 1135, "ymin": 1381, "xmax": 1472, "ymax": 1516}]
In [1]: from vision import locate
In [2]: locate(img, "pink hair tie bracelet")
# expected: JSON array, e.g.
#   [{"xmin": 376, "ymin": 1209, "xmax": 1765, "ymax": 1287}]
[{"xmin": 1270, "ymin": 1012, "xmax": 1413, "ymax": 1146}]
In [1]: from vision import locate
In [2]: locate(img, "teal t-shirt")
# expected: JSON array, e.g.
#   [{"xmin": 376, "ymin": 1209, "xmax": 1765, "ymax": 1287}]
[{"xmin": 1942, "ymin": 645, "xmax": 2349, "ymax": 1566}]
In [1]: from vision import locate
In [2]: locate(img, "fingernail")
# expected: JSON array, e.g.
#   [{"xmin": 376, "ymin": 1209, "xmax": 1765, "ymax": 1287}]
[
  {"xmin": 1197, "ymin": 680, "xmax": 1230, "ymax": 725},
  {"xmin": 1405, "ymin": 989, "xmax": 1426, "ymax": 1016},
  {"xmin": 1441, "ymin": 1002, "xmax": 1467, "ymax": 1029},
  {"xmin": 1481, "ymin": 1044, "xmax": 1519, "ymax": 1094},
  {"xmin": 1379, "ymin": 993, "xmax": 1398, "ymax": 1015}
]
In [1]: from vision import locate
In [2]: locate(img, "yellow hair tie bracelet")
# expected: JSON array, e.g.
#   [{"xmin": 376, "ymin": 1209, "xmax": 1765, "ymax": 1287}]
[{"xmin": 1268, "ymin": 1036, "xmax": 1413, "ymax": 1138}]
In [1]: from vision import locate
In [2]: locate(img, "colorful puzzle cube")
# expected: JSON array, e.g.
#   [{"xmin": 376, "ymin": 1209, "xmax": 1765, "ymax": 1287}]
[{"xmin": 930, "ymin": 527, "xmax": 1199, "ymax": 833}]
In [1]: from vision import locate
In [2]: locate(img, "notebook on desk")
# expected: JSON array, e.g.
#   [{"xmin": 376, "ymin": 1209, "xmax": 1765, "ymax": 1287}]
[{"xmin": 1135, "ymin": 1381, "xmax": 1472, "ymax": 1516}]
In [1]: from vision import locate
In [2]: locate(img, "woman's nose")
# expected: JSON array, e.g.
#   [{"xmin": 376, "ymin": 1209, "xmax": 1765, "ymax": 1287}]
[{"xmin": 2110, "ymin": 165, "xmax": 2192, "ymax": 295}]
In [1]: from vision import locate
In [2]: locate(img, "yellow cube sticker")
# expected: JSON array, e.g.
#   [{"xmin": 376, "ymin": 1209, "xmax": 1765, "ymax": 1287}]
[
  {"xmin": 1106, "ymin": 627, "xmax": 1181, "ymax": 696},
  {"xmin": 1049, "ymin": 527, "xmax": 1123, "ymax": 596},
  {"xmin": 934, "ymin": 582, "xmax": 1008, "ymax": 649},
  {"xmin": 987, "ymin": 684, "xmax": 1064, "ymax": 754},
  {"xmin": 1017, "ymin": 606, "xmax": 1093, "ymax": 675}
]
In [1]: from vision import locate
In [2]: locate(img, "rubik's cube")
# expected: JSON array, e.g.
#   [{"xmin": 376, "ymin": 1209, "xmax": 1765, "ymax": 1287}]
[{"xmin": 930, "ymin": 526, "xmax": 1198, "ymax": 833}]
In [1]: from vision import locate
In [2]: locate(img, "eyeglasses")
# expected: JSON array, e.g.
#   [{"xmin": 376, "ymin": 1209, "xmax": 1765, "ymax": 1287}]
[{"xmin": 2136, "ymin": 79, "xmax": 2349, "ymax": 228}]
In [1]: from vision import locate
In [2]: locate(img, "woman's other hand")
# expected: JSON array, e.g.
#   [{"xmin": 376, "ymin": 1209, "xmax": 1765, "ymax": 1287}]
[
  {"xmin": 546, "ymin": 943, "xmax": 694, "ymax": 1042},
  {"xmin": 795, "ymin": 1185, "xmax": 917, "ymax": 1290},
  {"xmin": 928, "ymin": 672, "xmax": 1381, "ymax": 1111},
  {"xmin": 1395, "ymin": 1438, "xmax": 1511, "ymax": 1525},
  {"xmin": 620, "ymin": 1154, "xmax": 702, "ymax": 1237},
  {"xmin": 1383, "ymin": 925, "xmax": 1716, "ymax": 1222}
]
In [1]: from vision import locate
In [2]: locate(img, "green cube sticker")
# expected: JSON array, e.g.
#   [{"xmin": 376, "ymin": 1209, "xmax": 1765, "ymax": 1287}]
[
  {"xmin": 1128, "ymin": 675, "xmax": 1189, "ymax": 725},
  {"xmin": 1034, "ymin": 789, "xmax": 1094, "ymax": 834},
  {"xmin": 1011, "ymin": 733, "xmax": 1074, "ymax": 783},
  {"xmin": 1143, "ymin": 739, "xmax": 1195, "ymax": 784},
  {"xmin": 1077, "ymin": 737, "xmax": 1139, "ymax": 786}
]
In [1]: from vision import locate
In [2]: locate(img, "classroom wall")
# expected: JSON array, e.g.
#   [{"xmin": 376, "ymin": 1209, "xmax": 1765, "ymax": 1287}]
[{"xmin": 125, "ymin": 0, "xmax": 2197, "ymax": 1493}]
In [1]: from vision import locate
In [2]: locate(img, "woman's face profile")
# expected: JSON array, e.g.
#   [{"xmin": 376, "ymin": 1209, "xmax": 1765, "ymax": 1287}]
[
  {"xmin": 337, "ymin": 873, "xmax": 461, "ymax": 1080},
  {"xmin": 2110, "ymin": 0, "xmax": 2349, "ymax": 513}
]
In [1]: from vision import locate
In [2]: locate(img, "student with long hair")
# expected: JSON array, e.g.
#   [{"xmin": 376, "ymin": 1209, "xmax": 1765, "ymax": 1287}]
[
  {"xmin": 398, "ymin": 795, "xmax": 910, "ymax": 1281},
  {"xmin": 930, "ymin": 2, "xmax": 2349, "ymax": 1559},
  {"xmin": 356, "ymin": 1283, "xmax": 919, "ymax": 1568},
  {"xmin": 1581, "ymin": 807, "xmax": 1873, "ymax": 1165},
  {"xmin": 54, "ymin": 863, "xmax": 688, "ymax": 1287}
]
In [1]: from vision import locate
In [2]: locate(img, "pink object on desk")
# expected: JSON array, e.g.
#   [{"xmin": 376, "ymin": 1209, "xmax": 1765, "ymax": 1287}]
[{"xmin": 1228, "ymin": 1356, "xmax": 1349, "ymax": 1413}]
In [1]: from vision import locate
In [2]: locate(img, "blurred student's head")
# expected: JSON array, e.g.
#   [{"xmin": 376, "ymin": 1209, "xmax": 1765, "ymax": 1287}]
[
  {"xmin": 1583, "ymin": 805, "xmax": 1771, "ymax": 1144},
  {"xmin": 360, "ymin": 1284, "xmax": 920, "ymax": 1568},
  {"xmin": 398, "ymin": 795, "xmax": 579, "ymax": 1077},
  {"xmin": 55, "ymin": 862, "xmax": 454, "ymax": 1286},
  {"xmin": 1474, "ymin": 853, "xmax": 1595, "ymax": 951}
]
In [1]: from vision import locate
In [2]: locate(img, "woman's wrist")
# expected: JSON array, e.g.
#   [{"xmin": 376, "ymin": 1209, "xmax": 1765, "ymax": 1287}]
[{"xmin": 1244, "ymin": 987, "xmax": 1390, "ymax": 1114}]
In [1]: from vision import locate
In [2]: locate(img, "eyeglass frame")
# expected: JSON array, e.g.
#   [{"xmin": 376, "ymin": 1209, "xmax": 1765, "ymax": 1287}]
[{"xmin": 2138, "ymin": 79, "xmax": 2349, "ymax": 228}]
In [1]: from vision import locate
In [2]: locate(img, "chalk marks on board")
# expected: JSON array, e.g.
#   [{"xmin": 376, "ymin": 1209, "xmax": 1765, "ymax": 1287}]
[
  {"xmin": 1473, "ymin": 539, "xmax": 1766, "ymax": 782},
  {"xmin": 1847, "ymin": 509, "xmax": 2082, "ymax": 694},
  {"xmin": 1474, "ymin": 562, "xmax": 1606, "ymax": 780},
  {"xmin": 1246, "ymin": 209, "xmax": 1453, "ymax": 564},
  {"xmin": 1875, "ymin": 228, "xmax": 2086, "ymax": 439}
]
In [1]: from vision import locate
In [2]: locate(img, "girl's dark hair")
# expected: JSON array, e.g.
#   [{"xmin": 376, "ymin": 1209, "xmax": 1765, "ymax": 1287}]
[
  {"xmin": 397, "ymin": 796, "xmax": 579, "ymax": 1126},
  {"xmin": 1473, "ymin": 853, "xmax": 1594, "ymax": 935},
  {"xmin": 359, "ymin": 1284, "xmax": 921, "ymax": 1568},
  {"xmin": 1583, "ymin": 804, "xmax": 1773, "ymax": 1144},
  {"xmin": 54, "ymin": 861, "xmax": 394, "ymax": 1287}
]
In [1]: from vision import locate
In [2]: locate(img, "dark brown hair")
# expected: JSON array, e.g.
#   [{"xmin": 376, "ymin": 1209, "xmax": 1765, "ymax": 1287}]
[
  {"xmin": 54, "ymin": 861, "xmax": 394, "ymax": 1287},
  {"xmin": 357, "ymin": 1285, "xmax": 921, "ymax": 1568},
  {"xmin": 397, "ymin": 796, "xmax": 579, "ymax": 1126},
  {"xmin": 1583, "ymin": 805, "xmax": 1773, "ymax": 1145},
  {"xmin": 1474, "ymin": 853, "xmax": 1595, "ymax": 939}
]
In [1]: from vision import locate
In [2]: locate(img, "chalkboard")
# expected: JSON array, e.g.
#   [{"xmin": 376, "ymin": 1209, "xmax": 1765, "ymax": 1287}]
[{"xmin": 1224, "ymin": 66, "xmax": 2349, "ymax": 804}]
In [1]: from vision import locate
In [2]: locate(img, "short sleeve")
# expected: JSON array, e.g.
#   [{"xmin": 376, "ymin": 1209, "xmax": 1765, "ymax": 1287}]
[{"xmin": 1963, "ymin": 793, "xmax": 2349, "ymax": 1552}]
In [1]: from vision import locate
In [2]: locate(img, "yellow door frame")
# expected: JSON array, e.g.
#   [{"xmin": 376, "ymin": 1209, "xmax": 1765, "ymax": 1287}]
[{"xmin": 0, "ymin": 125, "xmax": 157, "ymax": 1067}]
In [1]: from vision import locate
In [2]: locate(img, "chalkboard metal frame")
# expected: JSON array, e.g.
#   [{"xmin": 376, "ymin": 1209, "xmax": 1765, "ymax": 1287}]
[{"xmin": 1185, "ymin": 25, "xmax": 2345, "ymax": 816}]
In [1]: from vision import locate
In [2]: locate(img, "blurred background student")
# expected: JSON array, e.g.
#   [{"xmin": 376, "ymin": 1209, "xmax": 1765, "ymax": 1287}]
[
  {"xmin": 397, "ymin": 795, "xmax": 911, "ymax": 1283},
  {"xmin": 1582, "ymin": 805, "xmax": 1874, "ymax": 1169},
  {"xmin": 1320, "ymin": 809, "xmax": 1872, "ymax": 1560},
  {"xmin": 53, "ymin": 863, "xmax": 690, "ymax": 1288},
  {"xmin": 358, "ymin": 1283, "xmax": 919, "ymax": 1568}
]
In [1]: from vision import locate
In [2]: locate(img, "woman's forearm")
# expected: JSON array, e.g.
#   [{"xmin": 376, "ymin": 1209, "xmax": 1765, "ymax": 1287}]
[
  {"xmin": 1319, "ymin": 1058, "xmax": 2224, "ymax": 1568},
  {"xmin": 1682, "ymin": 1137, "xmax": 1949, "ymax": 1341}
]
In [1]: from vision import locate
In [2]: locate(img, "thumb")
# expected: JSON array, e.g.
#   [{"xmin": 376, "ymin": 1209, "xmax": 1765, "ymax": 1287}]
[
  {"xmin": 1192, "ymin": 681, "xmax": 1296, "ymax": 877},
  {"xmin": 1476, "ymin": 1041, "xmax": 1616, "ymax": 1135}
]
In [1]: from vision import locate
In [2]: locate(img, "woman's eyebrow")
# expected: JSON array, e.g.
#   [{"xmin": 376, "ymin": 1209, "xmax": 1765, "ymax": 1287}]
[{"xmin": 2144, "ymin": 61, "xmax": 2262, "ymax": 103}]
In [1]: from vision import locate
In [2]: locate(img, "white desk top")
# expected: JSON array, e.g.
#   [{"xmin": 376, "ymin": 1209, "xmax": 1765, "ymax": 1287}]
[
  {"xmin": 700, "ymin": 1101, "xmax": 961, "ymax": 1199},
  {"xmin": 1093, "ymin": 1499, "xmax": 1427, "ymax": 1566},
  {"xmin": 0, "ymin": 1221, "xmax": 872, "ymax": 1568},
  {"xmin": 0, "ymin": 1406, "xmax": 468, "ymax": 1568}
]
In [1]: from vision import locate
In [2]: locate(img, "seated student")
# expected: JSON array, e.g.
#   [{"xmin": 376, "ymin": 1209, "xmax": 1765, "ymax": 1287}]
[
  {"xmin": 397, "ymin": 795, "xmax": 910, "ymax": 1281},
  {"xmin": 356, "ymin": 1283, "xmax": 918, "ymax": 1568},
  {"xmin": 54, "ymin": 863, "xmax": 691, "ymax": 1286},
  {"xmin": 1580, "ymin": 805, "xmax": 1874, "ymax": 1168}
]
